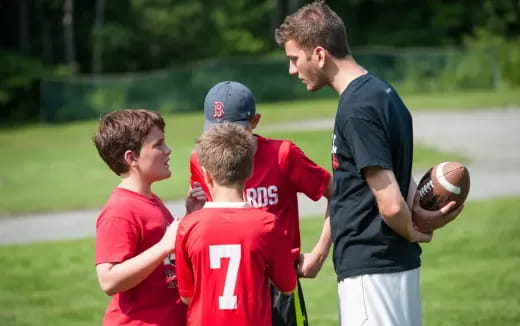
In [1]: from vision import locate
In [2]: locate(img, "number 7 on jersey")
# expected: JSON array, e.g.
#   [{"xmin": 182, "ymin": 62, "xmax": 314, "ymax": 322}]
[{"xmin": 209, "ymin": 244, "xmax": 241, "ymax": 310}]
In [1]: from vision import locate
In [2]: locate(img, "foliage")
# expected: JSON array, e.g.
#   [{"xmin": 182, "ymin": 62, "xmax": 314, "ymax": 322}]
[
  {"xmin": 1, "ymin": 0, "xmax": 519, "ymax": 122},
  {"xmin": 0, "ymin": 51, "xmax": 46, "ymax": 122},
  {"xmin": 40, "ymin": 49, "xmax": 511, "ymax": 122},
  {"xmin": 464, "ymin": 29, "xmax": 520, "ymax": 88}
]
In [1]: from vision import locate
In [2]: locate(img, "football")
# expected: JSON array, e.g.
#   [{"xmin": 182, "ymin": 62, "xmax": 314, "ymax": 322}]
[{"xmin": 417, "ymin": 161, "xmax": 470, "ymax": 211}]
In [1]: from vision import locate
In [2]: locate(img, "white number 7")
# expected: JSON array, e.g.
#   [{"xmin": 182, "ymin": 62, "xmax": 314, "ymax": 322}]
[{"xmin": 209, "ymin": 244, "xmax": 241, "ymax": 310}]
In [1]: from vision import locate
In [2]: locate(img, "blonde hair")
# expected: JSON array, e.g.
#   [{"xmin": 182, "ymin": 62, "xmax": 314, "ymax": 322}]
[{"xmin": 196, "ymin": 123, "xmax": 257, "ymax": 186}]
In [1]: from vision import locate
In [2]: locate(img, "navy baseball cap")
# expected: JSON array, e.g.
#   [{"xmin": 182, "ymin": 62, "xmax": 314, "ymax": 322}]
[{"xmin": 203, "ymin": 81, "xmax": 256, "ymax": 131}]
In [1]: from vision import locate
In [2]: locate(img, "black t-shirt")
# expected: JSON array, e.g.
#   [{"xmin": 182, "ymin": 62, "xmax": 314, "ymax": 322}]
[{"xmin": 330, "ymin": 73, "xmax": 421, "ymax": 281}]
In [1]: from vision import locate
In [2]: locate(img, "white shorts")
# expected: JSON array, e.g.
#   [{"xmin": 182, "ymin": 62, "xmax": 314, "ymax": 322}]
[{"xmin": 337, "ymin": 268, "xmax": 421, "ymax": 326}]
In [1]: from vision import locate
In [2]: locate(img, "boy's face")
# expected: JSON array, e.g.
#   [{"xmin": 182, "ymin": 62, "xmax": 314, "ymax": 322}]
[
  {"xmin": 135, "ymin": 126, "xmax": 172, "ymax": 183},
  {"xmin": 284, "ymin": 39, "xmax": 326, "ymax": 92}
]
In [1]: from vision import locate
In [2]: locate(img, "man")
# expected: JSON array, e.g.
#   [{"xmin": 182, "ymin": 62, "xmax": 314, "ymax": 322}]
[
  {"xmin": 275, "ymin": 2, "xmax": 463, "ymax": 325},
  {"xmin": 190, "ymin": 81, "xmax": 333, "ymax": 326}
]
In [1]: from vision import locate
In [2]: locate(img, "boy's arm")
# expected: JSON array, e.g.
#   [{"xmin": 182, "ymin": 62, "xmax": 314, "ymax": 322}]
[
  {"xmin": 284, "ymin": 141, "xmax": 333, "ymax": 278},
  {"xmin": 185, "ymin": 182, "xmax": 207, "ymax": 215},
  {"xmin": 175, "ymin": 221, "xmax": 195, "ymax": 305},
  {"xmin": 297, "ymin": 179, "xmax": 333, "ymax": 278},
  {"xmin": 267, "ymin": 219, "xmax": 298, "ymax": 295},
  {"xmin": 96, "ymin": 220, "xmax": 179, "ymax": 296},
  {"xmin": 189, "ymin": 152, "xmax": 212, "ymax": 200}
]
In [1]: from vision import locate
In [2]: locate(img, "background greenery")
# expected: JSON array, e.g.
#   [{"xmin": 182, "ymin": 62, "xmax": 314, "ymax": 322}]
[
  {"xmin": 0, "ymin": 196, "xmax": 519, "ymax": 325},
  {"xmin": 1, "ymin": 0, "xmax": 519, "ymax": 122}
]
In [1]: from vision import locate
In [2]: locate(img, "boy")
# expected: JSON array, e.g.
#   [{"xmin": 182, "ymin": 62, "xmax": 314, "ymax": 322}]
[
  {"xmin": 93, "ymin": 109, "xmax": 205, "ymax": 326},
  {"xmin": 175, "ymin": 123, "xmax": 297, "ymax": 326},
  {"xmin": 190, "ymin": 81, "xmax": 333, "ymax": 326}
]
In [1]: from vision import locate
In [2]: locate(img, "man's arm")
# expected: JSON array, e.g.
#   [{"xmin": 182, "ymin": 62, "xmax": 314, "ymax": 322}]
[
  {"xmin": 364, "ymin": 166, "xmax": 431, "ymax": 243},
  {"xmin": 297, "ymin": 179, "xmax": 333, "ymax": 278},
  {"xmin": 96, "ymin": 220, "xmax": 179, "ymax": 296}
]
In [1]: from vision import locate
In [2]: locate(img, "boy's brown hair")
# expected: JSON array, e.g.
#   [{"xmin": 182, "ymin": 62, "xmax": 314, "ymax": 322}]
[
  {"xmin": 196, "ymin": 122, "xmax": 257, "ymax": 186},
  {"xmin": 94, "ymin": 109, "xmax": 165, "ymax": 175},
  {"xmin": 275, "ymin": 0, "xmax": 351, "ymax": 58}
]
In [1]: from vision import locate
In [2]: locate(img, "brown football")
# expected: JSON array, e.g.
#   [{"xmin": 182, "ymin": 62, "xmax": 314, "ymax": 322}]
[{"xmin": 417, "ymin": 161, "xmax": 470, "ymax": 211}]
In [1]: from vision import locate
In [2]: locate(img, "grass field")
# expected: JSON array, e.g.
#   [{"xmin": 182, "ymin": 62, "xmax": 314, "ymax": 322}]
[
  {"xmin": 0, "ymin": 196, "xmax": 518, "ymax": 325},
  {"xmin": 0, "ymin": 92, "xmax": 484, "ymax": 215}
]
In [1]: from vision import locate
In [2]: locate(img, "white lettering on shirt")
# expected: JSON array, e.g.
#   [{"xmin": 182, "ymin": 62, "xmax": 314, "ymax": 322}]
[
  {"xmin": 332, "ymin": 134, "xmax": 337, "ymax": 154},
  {"xmin": 245, "ymin": 185, "xmax": 279, "ymax": 207}
]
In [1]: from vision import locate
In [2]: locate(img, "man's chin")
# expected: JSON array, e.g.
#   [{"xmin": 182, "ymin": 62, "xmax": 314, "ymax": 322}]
[{"xmin": 306, "ymin": 84, "xmax": 321, "ymax": 92}]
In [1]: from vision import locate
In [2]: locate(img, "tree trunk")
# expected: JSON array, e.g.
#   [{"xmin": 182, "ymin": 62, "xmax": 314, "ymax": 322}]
[
  {"xmin": 92, "ymin": 0, "xmax": 105, "ymax": 77},
  {"xmin": 63, "ymin": 0, "xmax": 77, "ymax": 75},
  {"xmin": 38, "ymin": 0, "xmax": 52, "ymax": 63},
  {"xmin": 19, "ymin": 0, "xmax": 30, "ymax": 54}
]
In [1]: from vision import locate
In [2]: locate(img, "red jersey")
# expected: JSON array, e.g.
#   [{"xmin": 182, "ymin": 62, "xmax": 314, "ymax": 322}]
[
  {"xmin": 190, "ymin": 135, "xmax": 331, "ymax": 251},
  {"xmin": 175, "ymin": 202, "xmax": 297, "ymax": 326},
  {"xmin": 95, "ymin": 188, "xmax": 187, "ymax": 326}
]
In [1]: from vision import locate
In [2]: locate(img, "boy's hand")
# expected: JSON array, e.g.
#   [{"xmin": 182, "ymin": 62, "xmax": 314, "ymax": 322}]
[
  {"xmin": 185, "ymin": 182, "xmax": 207, "ymax": 214},
  {"xmin": 159, "ymin": 219, "xmax": 180, "ymax": 254}
]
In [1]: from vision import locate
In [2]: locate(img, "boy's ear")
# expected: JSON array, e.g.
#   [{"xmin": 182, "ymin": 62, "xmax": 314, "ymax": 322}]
[
  {"xmin": 201, "ymin": 166, "xmax": 213, "ymax": 188},
  {"xmin": 124, "ymin": 150, "xmax": 138, "ymax": 167},
  {"xmin": 247, "ymin": 113, "xmax": 261, "ymax": 131}
]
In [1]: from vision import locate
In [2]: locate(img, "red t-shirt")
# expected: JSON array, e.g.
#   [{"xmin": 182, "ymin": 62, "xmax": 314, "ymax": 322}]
[
  {"xmin": 175, "ymin": 202, "xmax": 297, "ymax": 326},
  {"xmin": 95, "ymin": 188, "xmax": 187, "ymax": 326},
  {"xmin": 190, "ymin": 135, "xmax": 331, "ymax": 251}
]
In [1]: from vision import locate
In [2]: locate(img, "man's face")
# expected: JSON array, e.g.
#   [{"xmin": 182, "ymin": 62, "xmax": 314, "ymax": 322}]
[{"xmin": 284, "ymin": 39, "xmax": 326, "ymax": 92}]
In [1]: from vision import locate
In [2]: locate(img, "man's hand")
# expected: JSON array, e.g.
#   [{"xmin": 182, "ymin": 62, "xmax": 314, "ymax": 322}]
[
  {"xmin": 407, "ymin": 226, "xmax": 433, "ymax": 243},
  {"xmin": 412, "ymin": 193, "xmax": 464, "ymax": 232},
  {"xmin": 185, "ymin": 182, "xmax": 207, "ymax": 214}
]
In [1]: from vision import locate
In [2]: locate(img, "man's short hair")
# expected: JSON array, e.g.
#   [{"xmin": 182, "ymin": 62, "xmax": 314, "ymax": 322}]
[
  {"xmin": 93, "ymin": 109, "xmax": 165, "ymax": 175},
  {"xmin": 196, "ymin": 122, "xmax": 257, "ymax": 186},
  {"xmin": 275, "ymin": 0, "xmax": 351, "ymax": 58}
]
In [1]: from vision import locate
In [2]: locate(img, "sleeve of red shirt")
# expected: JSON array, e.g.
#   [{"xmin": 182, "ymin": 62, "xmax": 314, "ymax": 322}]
[
  {"xmin": 175, "ymin": 220, "xmax": 195, "ymax": 298},
  {"xmin": 265, "ymin": 215, "xmax": 297, "ymax": 293},
  {"xmin": 95, "ymin": 215, "xmax": 139, "ymax": 265},
  {"xmin": 285, "ymin": 141, "xmax": 331, "ymax": 201},
  {"xmin": 189, "ymin": 151, "xmax": 212, "ymax": 201}
]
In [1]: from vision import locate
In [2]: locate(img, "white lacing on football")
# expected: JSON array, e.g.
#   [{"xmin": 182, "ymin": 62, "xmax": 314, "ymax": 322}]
[{"xmin": 418, "ymin": 180, "xmax": 434, "ymax": 199}]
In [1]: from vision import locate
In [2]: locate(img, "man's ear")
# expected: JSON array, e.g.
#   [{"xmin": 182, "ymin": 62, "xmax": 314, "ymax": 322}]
[
  {"xmin": 124, "ymin": 150, "xmax": 138, "ymax": 167},
  {"xmin": 247, "ymin": 113, "xmax": 261, "ymax": 131},
  {"xmin": 314, "ymin": 46, "xmax": 327, "ymax": 69}
]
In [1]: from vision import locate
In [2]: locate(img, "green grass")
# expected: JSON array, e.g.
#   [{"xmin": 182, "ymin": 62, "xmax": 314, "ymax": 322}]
[
  {"xmin": 0, "ymin": 123, "xmax": 466, "ymax": 215},
  {"xmin": 3, "ymin": 88, "xmax": 516, "ymax": 215},
  {"xmin": 300, "ymin": 196, "xmax": 520, "ymax": 326},
  {"xmin": 0, "ymin": 196, "xmax": 518, "ymax": 325}
]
